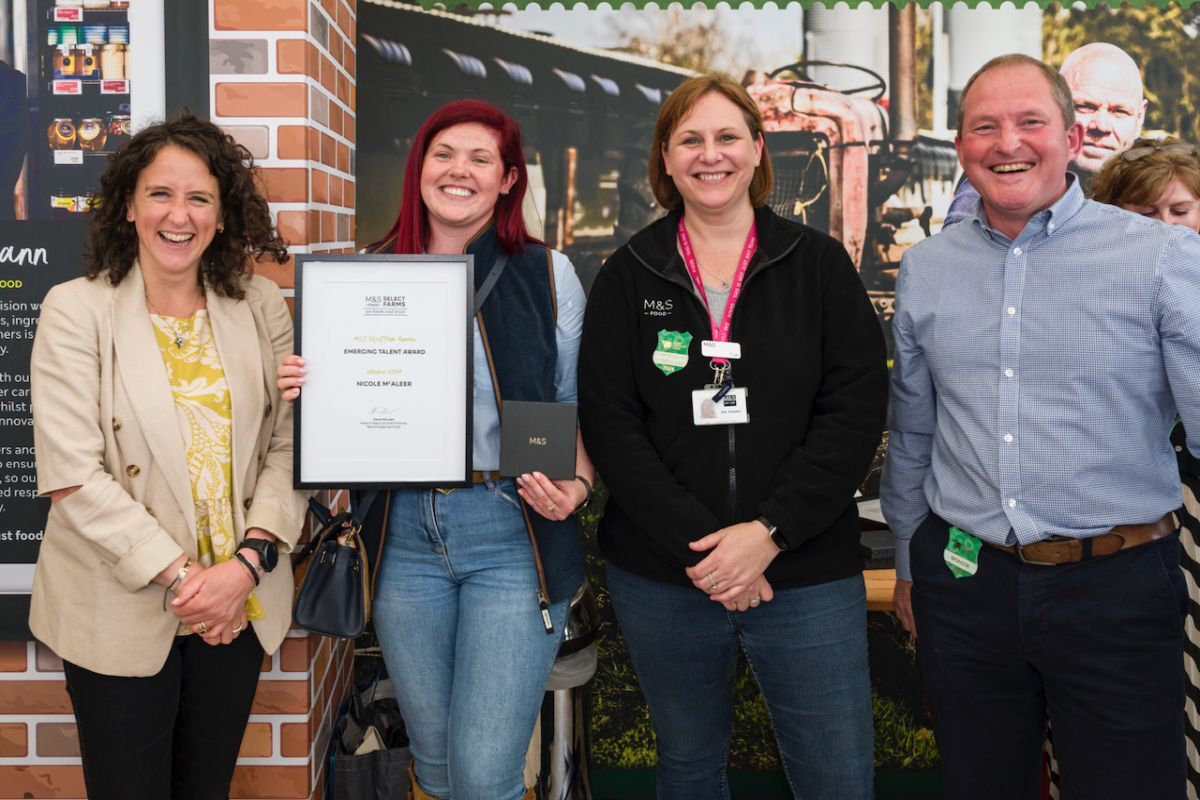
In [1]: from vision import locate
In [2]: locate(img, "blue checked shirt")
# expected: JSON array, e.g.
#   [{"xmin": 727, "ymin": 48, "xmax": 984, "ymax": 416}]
[{"xmin": 880, "ymin": 177, "xmax": 1200, "ymax": 580}]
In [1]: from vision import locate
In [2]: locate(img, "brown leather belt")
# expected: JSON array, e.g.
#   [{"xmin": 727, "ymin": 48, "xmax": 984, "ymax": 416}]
[
  {"xmin": 984, "ymin": 513, "xmax": 1176, "ymax": 565},
  {"xmin": 434, "ymin": 471, "xmax": 495, "ymax": 495}
]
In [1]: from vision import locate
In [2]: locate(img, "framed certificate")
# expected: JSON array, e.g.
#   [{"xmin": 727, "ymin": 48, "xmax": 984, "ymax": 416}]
[{"xmin": 294, "ymin": 254, "xmax": 474, "ymax": 489}]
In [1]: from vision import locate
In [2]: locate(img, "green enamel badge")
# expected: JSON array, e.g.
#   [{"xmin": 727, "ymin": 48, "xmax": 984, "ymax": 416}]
[
  {"xmin": 944, "ymin": 526, "xmax": 981, "ymax": 578},
  {"xmin": 652, "ymin": 329, "xmax": 692, "ymax": 376}
]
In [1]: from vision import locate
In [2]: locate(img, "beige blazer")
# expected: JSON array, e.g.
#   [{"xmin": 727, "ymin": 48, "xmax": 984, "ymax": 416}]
[{"xmin": 29, "ymin": 264, "xmax": 307, "ymax": 676}]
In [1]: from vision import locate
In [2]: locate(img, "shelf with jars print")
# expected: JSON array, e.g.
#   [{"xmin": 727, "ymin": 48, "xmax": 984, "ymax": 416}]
[{"xmin": 36, "ymin": 0, "xmax": 132, "ymax": 217}]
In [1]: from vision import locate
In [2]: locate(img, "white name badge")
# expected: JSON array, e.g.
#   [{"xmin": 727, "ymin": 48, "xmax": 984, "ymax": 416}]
[
  {"xmin": 701, "ymin": 340, "xmax": 741, "ymax": 359},
  {"xmin": 692, "ymin": 387, "xmax": 750, "ymax": 426}
]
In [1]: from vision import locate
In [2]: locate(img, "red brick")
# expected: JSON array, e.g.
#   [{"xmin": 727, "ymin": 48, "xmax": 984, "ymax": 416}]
[
  {"xmin": 319, "ymin": 54, "xmax": 336, "ymax": 93},
  {"xmin": 34, "ymin": 642, "xmax": 63, "ymax": 672},
  {"xmin": 337, "ymin": 2, "xmax": 351, "ymax": 36},
  {"xmin": 329, "ymin": 103, "xmax": 343, "ymax": 137},
  {"xmin": 254, "ymin": 254, "xmax": 295, "ymax": 290},
  {"xmin": 230, "ymin": 765, "xmax": 311, "ymax": 798},
  {"xmin": 345, "ymin": 181, "xmax": 355, "ymax": 210},
  {"xmin": 215, "ymin": 83, "xmax": 306, "ymax": 118},
  {"xmin": 280, "ymin": 636, "xmax": 309, "ymax": 672},
  {"xmin": 321, "ymin": 133, "xmax": 335, "ymax": 168},
  {"xmin": 311, "ymin": 169, "xmax": 329, "ymax": 204},
  {"xmin": 251, "ymin": 679, "xmax": 309, "ymax": 714},
  {"xmin": 0, "ymin": 723, "xmax": 27, "ymax": 757},
  {"xmin": 280, "ymin": 721, "xmax": 310, "ymax": 757},
  {"xmin": 0, "ymin": 642, "xmax": 26, "ymax": 672},
  {"xmin": 307, "ymin": 210, "xmax": 321, "ymax": 242},
  {"xmin": 336, "ymin": 142, "xmax": 350, "ymax": 174},
  {"xmin": 215, "ymin": 0, "xmax": 306, "ymax": 30},
  {"xmin": 0, "ymin": 765, "xmax": 86, "ymax": 796},
  {"xmin": 344, "ymin": 114, "xmax": 355, "ymax": 144},
  {"xmin": 239, "ymin": 722, "xmax": 273, "ymax": 757},
  {"xmin": 328, "ymin": 175, "xmax": 342, "ymax": 207},
  {"xmin": 259, "ymin": 167, "xmax": 308, "ymax": 202},
  {"xmin": 320, "ymin": 0, "xmax": 336, "ymax": 18},
  {"xmin": 276, "ymin": 210, "xmax": 308, "ymax": 247},
  {"xmin": 337, "ymin": 72, "xmax": 350, "ymax": 106},
  {"xmin": 261, "ymin": 652, "xmax": 274, "ymax": 672},
  {"xmin": 276, "ymin": 39, "xmax": 309, "ymax": 75},
  {"xmin": 278, "ymin": 125, "xmax": 307, "ymax": 160},
  {"xmin": 35, "ymin": 723, "xmax": 79, "ymax": 757},
  {"xmin": 0, "ymin": 681, "xmax": 72, "ymax": 714},
  {"xmin": 321, "ymin": 211, "xmax": 335, "ymax": 243}
]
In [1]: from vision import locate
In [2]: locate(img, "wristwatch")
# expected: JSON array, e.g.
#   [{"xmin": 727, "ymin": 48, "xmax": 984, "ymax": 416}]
[
  {"xmin": 757, "ymin": 516, "xmax": 788, "ymax": 552},
  {"xmin": 237, "ymin": 538, "xmax": 279, "ymax": 574}
]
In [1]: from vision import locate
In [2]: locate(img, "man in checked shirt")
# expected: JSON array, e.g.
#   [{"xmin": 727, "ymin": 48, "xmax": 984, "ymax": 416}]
[{"xmin": 881, "ymin": 53, "xmax": 1200, "ymax": 800}]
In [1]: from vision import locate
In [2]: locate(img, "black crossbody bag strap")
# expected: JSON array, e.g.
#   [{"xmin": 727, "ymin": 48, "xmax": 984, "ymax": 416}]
[{"xmin": 474, "ymin": 252, "xmax": 510, "ymax": 314}]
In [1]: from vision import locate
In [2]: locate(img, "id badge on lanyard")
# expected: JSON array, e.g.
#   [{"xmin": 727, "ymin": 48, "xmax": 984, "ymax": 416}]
[{"xmin": 678, "ymin": 217, "xmax": 754, "ymax": 426}]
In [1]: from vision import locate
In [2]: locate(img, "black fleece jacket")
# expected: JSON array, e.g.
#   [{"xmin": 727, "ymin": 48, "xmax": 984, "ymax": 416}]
[{"xmin": 579, "ymin": 205, "xmax": 888, "ymax": 589}]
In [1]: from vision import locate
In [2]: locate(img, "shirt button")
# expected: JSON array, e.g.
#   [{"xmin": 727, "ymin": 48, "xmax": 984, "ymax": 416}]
[
  {"xmin": 1004, "ymin": 368, "xmax": 1014, "ymax": 378},
  {"xmin": 1048, "ymin": 222, "xmax": 1056, "ymax": 231},
  {"xmin": 1013, "ymin": 247, "xmax": 1022, "ymax": 256},
  {"xmin": 1007, "ymin": 307, "xmax": 1016, "ymax": 316},
  {"xmin": 1008, "ymin": 498, "xmax": 1017, "ymax": 508},
  {"xmin": 1003, "ymin": 433, "xmax": 1014, "ymax": 443}
]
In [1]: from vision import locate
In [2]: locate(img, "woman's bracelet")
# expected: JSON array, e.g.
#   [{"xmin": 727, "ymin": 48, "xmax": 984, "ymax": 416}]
[
  {"xmin": 233, "ymin": 552, "xmax": 261, "ymax": 588},
  {"xmin": 162, "ymin": 557, "xmax": 193, "ymax": 611},
  {"xmin": 573, "ymin": 475, "xmax": 595, "ymax": 513}
]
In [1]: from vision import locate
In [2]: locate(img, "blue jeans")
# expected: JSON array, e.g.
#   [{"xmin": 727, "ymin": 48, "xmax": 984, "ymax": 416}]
[
  {"xmin": 374, "ymin": 480, "xmax": 570, "ymax": 800},
  {"xmin": 606, "ymin": 563, "xmax": 874, "ymax": 800}
]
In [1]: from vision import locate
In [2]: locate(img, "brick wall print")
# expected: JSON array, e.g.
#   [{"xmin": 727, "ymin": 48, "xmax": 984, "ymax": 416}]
[{"xmin": 0, "ymin": 1, "xmax": 357, "ymax": 797}]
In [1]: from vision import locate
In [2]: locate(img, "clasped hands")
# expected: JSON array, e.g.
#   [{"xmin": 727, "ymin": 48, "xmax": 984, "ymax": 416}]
[
  {"xmin": 157, "ymin": 553, "xmax": 255, "ymax": 647},
  {"xmin": 685, "ymin": 520, "xmax": 781, "ymax": 612}
]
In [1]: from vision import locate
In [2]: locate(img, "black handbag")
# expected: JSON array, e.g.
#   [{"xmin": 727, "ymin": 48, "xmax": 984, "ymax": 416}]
[{"xmin": 292, "ymin": 491, "xmax": 381, "ymax": 638}]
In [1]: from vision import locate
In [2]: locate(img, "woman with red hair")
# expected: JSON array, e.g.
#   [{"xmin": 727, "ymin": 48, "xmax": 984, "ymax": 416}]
[{"xmin": 279, "ymin": 100, "xmax": 594, "ymax": 800}]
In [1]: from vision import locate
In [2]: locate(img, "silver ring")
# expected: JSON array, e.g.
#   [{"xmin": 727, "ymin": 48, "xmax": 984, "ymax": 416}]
[
  {"xmin": 706, "ymin": 573, "xmax": 718, "ymax": 591},
  {"xmin": 232, "ymin": 624, "xmax": 243, "ymax": 633},
  {"xmin": 750, "ymin": 596, "xmax": 761, "ymax": 606}
]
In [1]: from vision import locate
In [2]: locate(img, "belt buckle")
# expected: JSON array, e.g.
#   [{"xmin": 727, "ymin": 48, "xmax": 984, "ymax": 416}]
[
  {"xmin": 1015, "ymin": 534, "xmax": 1072, "ymax": 567},
  {"xmin": 1014, "ymin": 545, "xmax": 1058, "ymax": 567},
  {"xmin": 435, "ymin": 487, "xmax": 455, "ymax": 495}
]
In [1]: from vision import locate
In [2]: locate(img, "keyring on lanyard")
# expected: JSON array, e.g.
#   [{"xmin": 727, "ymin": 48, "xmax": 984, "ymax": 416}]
[{"xmin": 677, "ymin": 216, "xmax": 756, "ymax": 401}]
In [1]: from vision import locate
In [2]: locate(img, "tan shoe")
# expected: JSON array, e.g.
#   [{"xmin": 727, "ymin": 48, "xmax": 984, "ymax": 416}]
[{"xmin": 408, "ymin": 761, "xmax": 440, "ymax": 800}]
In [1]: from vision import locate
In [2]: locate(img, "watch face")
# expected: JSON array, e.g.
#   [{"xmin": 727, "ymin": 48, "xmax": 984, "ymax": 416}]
[{"xmin": 242, "ymin": 539, "xmax": 278, "ymax": 572}]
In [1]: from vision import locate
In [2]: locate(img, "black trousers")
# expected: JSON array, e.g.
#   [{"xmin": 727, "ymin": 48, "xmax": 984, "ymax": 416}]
[
  {"xmin": 911, "ymin": 514, "xmax": 1187, "ymax": 800},
  {"xmin": 63, "ymin": 629, "xmax": 264, "ymax": 800}
]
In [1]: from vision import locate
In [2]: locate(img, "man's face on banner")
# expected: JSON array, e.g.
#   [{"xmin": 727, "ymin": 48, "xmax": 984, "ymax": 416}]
[
  {"xmin": 1063, "ymin": 48, "xmax": 1147, "ymax": 174},
  {"xmin": 956, "ymin": 64, "xmax": 1083, "ymax": 238}
]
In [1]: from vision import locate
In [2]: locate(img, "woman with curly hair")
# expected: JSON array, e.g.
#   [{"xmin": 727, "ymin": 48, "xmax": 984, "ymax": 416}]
[{"xmin": 28, "ymin": 113, "xmax": 307, "ymax": 800}]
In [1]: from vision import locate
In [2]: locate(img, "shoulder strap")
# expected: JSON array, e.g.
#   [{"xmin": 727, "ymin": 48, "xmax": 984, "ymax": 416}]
[{"xmin": 474, "ymin": 252, "xmax": 510, "ymax": 314}]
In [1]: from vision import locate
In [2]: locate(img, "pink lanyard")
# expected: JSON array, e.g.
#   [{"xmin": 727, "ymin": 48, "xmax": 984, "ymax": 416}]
[{"xmin": 677, "ymin": 216, "xmax": 757, "ymax": 373}]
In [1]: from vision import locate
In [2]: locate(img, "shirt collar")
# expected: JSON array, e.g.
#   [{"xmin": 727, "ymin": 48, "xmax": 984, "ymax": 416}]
[{"xmin": 970, "ymin": 173, "xmax": 1085, "ymax": 241}]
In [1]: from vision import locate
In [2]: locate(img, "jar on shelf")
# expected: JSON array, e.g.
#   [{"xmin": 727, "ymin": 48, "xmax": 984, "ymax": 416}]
[
  {"xmin": 83, "ymin": 0, "xmax": 111, "ymax": 9},
  {"xmin": 53, "ymin": 47, "xmax": 79, "ymax": 78},
  {"xmin": 106, "ymin": 113, "xmax": 131, "ymax": 148},
  {"xmin": 98, "ymin": 43, "xmax": 126, "ymax": 79},
  {"xmin": 48, "ymin": 118, "xmax": 77, "ymax": 150},
  {"xmin": 82, "ymin": 24, "xmax": 107, "ymax": 44},
  {"xmin": 76, "ymin": 189, "xmax": 98, "ymax": 213},
  {"xmin": 78, "ymin": 118, "xmax": 107, "ymax": 152},
  {"xmin": 55, "ymin": 0, "xmax": 84, "ymax": 7},
  {"xmin": 77, "ymin": 46, "xmax": 100, "ymax": 79},
  {"xmin": 51, "ymin": 189, "xmax": 78, "ymax": 220}
]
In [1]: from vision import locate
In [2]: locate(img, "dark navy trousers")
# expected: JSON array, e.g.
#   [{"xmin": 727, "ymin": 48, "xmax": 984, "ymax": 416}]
[{"xmin": 910, "ymin": 514, "xmax": 1186, "ymax": 800}]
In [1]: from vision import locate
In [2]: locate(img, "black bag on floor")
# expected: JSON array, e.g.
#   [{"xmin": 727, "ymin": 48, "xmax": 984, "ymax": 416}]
[{"xmin": 330, "ymin": 674, "xmax": 410, "ymax": 800}]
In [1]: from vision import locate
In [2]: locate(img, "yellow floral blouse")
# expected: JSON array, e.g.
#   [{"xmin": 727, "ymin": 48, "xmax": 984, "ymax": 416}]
[{"xmin": 152, "ymin": 309, "xmax": 265, "ymax": 630}]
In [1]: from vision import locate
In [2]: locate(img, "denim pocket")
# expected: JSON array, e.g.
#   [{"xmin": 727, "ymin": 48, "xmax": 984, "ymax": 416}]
[{"xmin": 492, "ymin": 481, "xmax": 523, "ymax": 511}]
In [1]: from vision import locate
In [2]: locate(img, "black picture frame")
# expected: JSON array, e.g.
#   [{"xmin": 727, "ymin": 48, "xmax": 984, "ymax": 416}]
[{"xmin": 293, "ymin": 253, "xmax": 474, "ymax": 489}]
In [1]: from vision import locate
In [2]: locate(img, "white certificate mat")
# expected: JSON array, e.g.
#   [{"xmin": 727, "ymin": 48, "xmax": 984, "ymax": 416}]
[{"xmin": 294, "ymin": 254, "xmax": 473, "ymax": 488}]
